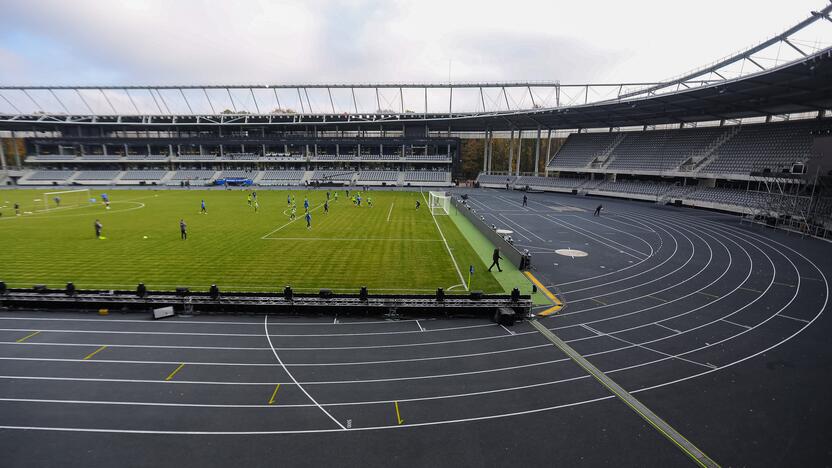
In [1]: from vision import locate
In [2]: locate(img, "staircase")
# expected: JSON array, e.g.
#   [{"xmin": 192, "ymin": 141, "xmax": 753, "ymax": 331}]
[
  {"xmin": 679, "ymin": 125, "xmax": 740, "ymax": 172},
  {"xmin": 591, "ymin": 133, "xmax": 626, "ymax": 169}
]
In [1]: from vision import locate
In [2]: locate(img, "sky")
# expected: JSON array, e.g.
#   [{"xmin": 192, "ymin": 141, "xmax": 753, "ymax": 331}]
[{"xmin": 0, "ymin": 0, "xmax": 830, "ymax": 88}]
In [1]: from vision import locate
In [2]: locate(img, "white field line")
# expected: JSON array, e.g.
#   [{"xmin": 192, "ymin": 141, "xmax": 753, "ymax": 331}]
[
  {"xmin": 421, "ymin": 191, "xmax": 468, "ymax": 291},
  {"xmin": 261, "ymin": 237, "xmax": 442, "ymax": 242},
  {"xmin": 387, "ymin": 202, "xmax": 394, "ymax": 222},
  {"xmin": 261, "ymin": 201, "xmax": 326, "ymax": 239}
]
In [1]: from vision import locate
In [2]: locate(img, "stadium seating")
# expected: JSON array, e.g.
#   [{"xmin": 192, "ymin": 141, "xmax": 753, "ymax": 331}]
[
  {"xmin": 514, "ymin": 176, "xmax": 589, "ymax": 189},
  {"xmin": 120, "ymin": 170, "xmax": 168, "ymax": 181},
  {"xmin": 358, "ymin": 171, "xmax": 398, "ymax": 182},
  {"xmin": 218, "ymin": 170, "xmax": 256, "ymax": 179},
  {"xmin": 26, "ymin": 170, "xmax": 75, "ymax": 181},
  {"xmin": 312, "ymin": 170, "xmax": 355, "ymax": 182},
  {"xmin": 700, "ymin": 120, "xmax": 820, "ymax": 175},
  {"xmin": 547, "ymin": 132, "xmax": 621, "ymax": 168},
  {"xmin": 80, "ymin": 154, "xmax": 118, "ymax": 161},
  {"xmin": 177, "ymin": 154, "xmax": 217, "ymax": 161},
  {"xmin": 74, "ymin": 170, "xmax": 120, "ymax": 181},
  {"xmin": 605, "ymin": 127, "xmax": 727, "ymax": 172},
  {"xmin": 404, "ymin": 171, "xmax": 449, "ymax": 182},
  {"xmin": 258, "ymin": 170, "xmax": 305, "ymax": 186},
  {"xmin": 477, "ymin": 174, "xmax": 517, "ymax": 186},
  {"xmin": 171, "ymin": 170, "xmax": 217, "ymax": 181}
]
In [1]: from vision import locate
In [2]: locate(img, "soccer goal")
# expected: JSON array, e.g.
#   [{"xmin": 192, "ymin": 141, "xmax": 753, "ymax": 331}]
[
  {"xmin": 42, "ymin": 188, "xmax": 91, "ymax": 211},
  {"xmin": 429, "ymin": 191, "xmax": 451, "ymax": 215}
]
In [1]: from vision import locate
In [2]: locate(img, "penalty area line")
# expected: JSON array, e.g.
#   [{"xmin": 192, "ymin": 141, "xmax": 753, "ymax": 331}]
[{"xmin": 422, "ymin": 191, "xmax": 468, "ymax": 291}]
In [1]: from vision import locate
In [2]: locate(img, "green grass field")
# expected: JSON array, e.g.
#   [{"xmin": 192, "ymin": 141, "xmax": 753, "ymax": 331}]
[{"xmin": 0, "ymin": 188, "xmax": 507, "ymax": 294}]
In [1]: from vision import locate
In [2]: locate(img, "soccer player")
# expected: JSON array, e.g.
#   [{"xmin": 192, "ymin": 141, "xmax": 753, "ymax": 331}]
[
  {"xmin": 488, "ymin": 248, "xmax": 503, "ymax": 272},
  {"xmin": 54, "ymin": 196, "xmax": 61, "ymax": 207},
  {"xmin": 287, "ymin": 194, "xmax": 291, "ymax": 206},
  {"xmin": 324, "ymin": 199, "xmax": 329, "ymax": 214},
  {"xmin": 522, "ymin": 194, "xmax": 527, "ymax": 207},
  {"xmin": 594, "ymin": 204, "xmax": 603, "ymax": 217},
  {"xmin": 304, "ymin": 197, "xmax": 309, "ymax": 212},
  {"xmin": 254, "ymin": 200, "xmax": 260, "ymax": 212},
  {"xmin": 14, "ymin": 202, "xmax": 20, "ymax": 216},
  {"xmin": 334, "ymin": 192, "xmax": 338, "ymax": 202},
  {"xmin": 367, "ymin": 197, "xmax": 373, "ymax": 207},
  {"xmin": 94, "ymin": 219, "xmax": 103, "ymax": 239},
  {"xmin": 356, "ymin": 194, "xmax": 361, "ymax": 207},
  {"xmin": 247, "ymin": 194, "xmax": 252, "ymax": 207},
  {"xmin": 290, "ymin": 205, "xmax": 296, "ymax": 220},
  {"xmin": 200, "ymin": 199, "xmax": 207, "ymax": 214},
  {"xmin": 180, "ymin": 219, "xmax": 187, "ymax": 240},
  {"xmin": 415, "ymin": 200, "xmax": 421, "ymax": 210},
  {"xmin": 326, "ymin": 191, "xmax": 330, "ymax": 200},
  {"xmin": 346, "ymin": 189, "xmax": 350, "ymax": 197},
  {"xmin": 102, "ymin": 193, "xmax": 110, "ymax": 210},
  {"xmin": 305, "ymin": 211, "xmax": 312, "ymax": 230}
]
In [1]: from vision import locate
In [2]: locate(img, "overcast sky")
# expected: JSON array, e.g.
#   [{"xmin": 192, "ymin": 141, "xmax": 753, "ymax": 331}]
[{"xmin": 0, "ymin": 0, "xmax": 829, "ymax": 86}]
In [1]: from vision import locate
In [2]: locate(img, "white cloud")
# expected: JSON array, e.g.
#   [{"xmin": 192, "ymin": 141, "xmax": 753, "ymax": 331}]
[{"xmin": 0, "ymin": 0, "xmax": 828, "ymax": 87}]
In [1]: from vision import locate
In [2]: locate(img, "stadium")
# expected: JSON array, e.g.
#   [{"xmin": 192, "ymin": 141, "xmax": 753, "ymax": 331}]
[{"xmin": 0, "ymin": 2, "xmax": 831, "ymax": 467}]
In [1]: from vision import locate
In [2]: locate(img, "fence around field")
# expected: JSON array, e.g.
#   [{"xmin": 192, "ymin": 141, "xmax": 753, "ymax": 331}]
[{"xmin": 451, "ymin": 197, "xmax": 531, "ymax": 270}]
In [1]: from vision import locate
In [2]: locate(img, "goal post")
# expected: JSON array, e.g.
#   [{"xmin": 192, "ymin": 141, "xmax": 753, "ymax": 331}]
[
  {"xmin": 429, "ymin": 191, "xmax": 451, "ymax": 215},
  {"xmin": 42, "ymin": 188, "xmax": 91, "ymax": 211}
]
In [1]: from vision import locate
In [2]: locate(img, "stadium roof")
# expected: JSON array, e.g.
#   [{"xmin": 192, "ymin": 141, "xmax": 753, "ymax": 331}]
[{"xmin": 1, "ymin": 4, "xmax": 831, "ymax": 132}]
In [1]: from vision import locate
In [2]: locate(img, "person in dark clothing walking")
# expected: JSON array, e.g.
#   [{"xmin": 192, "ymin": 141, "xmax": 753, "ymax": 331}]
[
  {"xmin": 522, "ymin": 194, "xmax": 528, "ymax": 207},
  {"xmin": 594, "ymin": 204, "xmax": 603, "ymax": 217},
  {"xmin": 180, "ymin": 219, "xmax": 187, "ymax": 240},
  {"xmin": 94, "ymin": 219, "xmax": 102, "ymax": 238},
  {"xmin": 488, "ymin": 248, "xmax": 503, "ymax": 272}
]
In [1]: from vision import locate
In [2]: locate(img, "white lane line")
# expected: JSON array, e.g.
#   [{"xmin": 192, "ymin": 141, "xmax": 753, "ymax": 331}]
[
  {"xmin": 0, "ymin": 316, "xmax": 426, "ymax": 326},
  {"xmin": 0, "ymin": 329, "xmax": 535, "ymax": 351},
  {"xmin": 0, "ymin": 342, "xmax": 554, "ymax": 367},
  {"xmin": 421, "ymin": 191, "xmax": 467, "ymax": 290},
  {"xmin": 655, "ymin": 323, "xmax": 681, "ymax": 334},
  {"xmin": 416, "ymin": 320, "xmax": 424, "ymax": 332},
  {"xmin": 776, "ymin": 314, "xmax": 810, "ymax": 323},
  {"xmin": 581, "ymin": 324, "xmax": 716, "ymax": 370},
  {"xmin": 264, "ymin": 314, "xmax": 345, "ymax": 429},
  {"xmin": 541, "ymin": 214, "xmax": 650, "ymax": 259},
  {"xmin": 721, "ymin": 319, "xmax": 751, "ymax": 329},
  {"xmin": 500, "ymin": 325, "xmax": 515, "ymax": 335},
  {"xmin": 386, "ymin": 202, "xmax": 394, "ymax": 222},
  {"xmin": 0, "ymin": 356, "xmax": 572, "ymax": 386},
  {"xmin": 0, "ymin": 322, "xmax": 496, "ymax": 338},
  {"xmin": 0, "ymin": 396, "xmax": 618, "ymax": 435}
]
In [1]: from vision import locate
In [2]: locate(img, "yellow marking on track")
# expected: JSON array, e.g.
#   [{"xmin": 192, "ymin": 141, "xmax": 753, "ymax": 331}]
[
  {"xmin": 773, "ymin": 282, "xmax": 795, "ymax": 288},
  {"xmin": 524, "ymin": 271, "xmax": 563, "ymax": 317},
  {"xmin": 15, "ymin": 331, "xmax": 40, "ymax": 343},
  {"xmin": 697, "ymin": 291, "xmax": 720, "ymax": 299},
  {"xmin": 268, "ymin": 384, "xmax": 281, "ymax": 405},
  {"xmin": 165, "ymin": 363, "xmax": 185, "ymax": 381},
  {"xmin": 648, "ymin": 295, "xmax": 668, "ymax": 303},
  {"xmin": 83, "ymin": 345, "xmax": 107, "ymax": 360},
  {"xmin": 591, "ymin": 298, "xmax": 607, "ymax": 306},
  {"xmin": 394, "ymin": 401, "xmax": 404, "ymax": 425},
  {"xmin": 739, "ymin": 287, "xmax": 762, "ymax": 294}
]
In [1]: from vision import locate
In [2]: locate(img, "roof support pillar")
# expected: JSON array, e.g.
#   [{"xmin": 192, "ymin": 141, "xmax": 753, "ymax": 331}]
[{"xmin": 534, "ymin": 126, "xmax": 541, "ymax": 176}]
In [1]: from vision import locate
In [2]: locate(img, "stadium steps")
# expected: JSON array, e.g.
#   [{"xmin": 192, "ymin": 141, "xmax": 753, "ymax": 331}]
[
  {"xmin": 301, "ymin": 171, "xmax": 314, "ymax": 185},
  {"xmin": 251, "ymin": 171, "xmax": 266, "ymax": 184},
  {"xmin": 397, "ymin": 172, "xmax": 405, "ymax": 185},
  {"xmin": 679, "ymin": 126, "xmax": 740, "ymax": 172},
  {"xmin": 593, "ymin": 133, "xmax": 627, "ymax": 169}
]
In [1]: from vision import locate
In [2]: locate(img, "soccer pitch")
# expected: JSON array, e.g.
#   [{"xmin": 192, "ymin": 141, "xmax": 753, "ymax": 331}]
[{"xmin": 0, "ymin": 188, "xmax": 506, "ymax": 294}]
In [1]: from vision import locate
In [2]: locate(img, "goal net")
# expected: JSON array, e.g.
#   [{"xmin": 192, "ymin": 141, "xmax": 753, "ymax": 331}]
[
  {"xmin": 429, "ymin": 191, "xmax": 451, "ymax": 215},
  {"xmin": 42, "ymin": 188, "xmax": 91, "ymax": 211}
]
